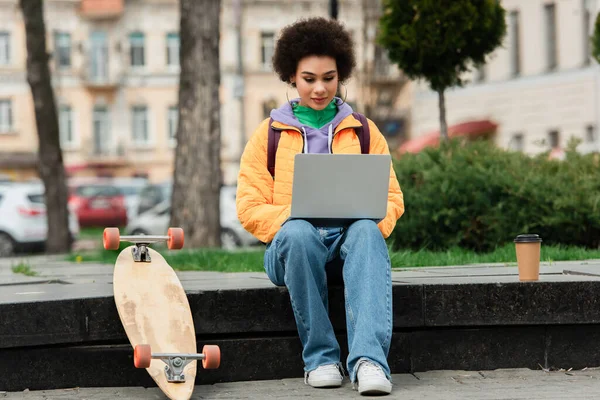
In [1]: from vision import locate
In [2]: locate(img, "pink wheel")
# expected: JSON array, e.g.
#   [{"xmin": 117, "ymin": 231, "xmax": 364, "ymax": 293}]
[
  {"xmin": 202, "ymin": 345, "xmax": 221, "ymax": 369},
  {"xmin": 167, "ymin": 227, "xmax": 184, "ymax": 250},
  {"xmin": 134, "ymin": 344, "xmax": 152, "ymax": 368},
  {"xmin": 103, "ymin": 228, "xmax": 120, "ymax": 250}
]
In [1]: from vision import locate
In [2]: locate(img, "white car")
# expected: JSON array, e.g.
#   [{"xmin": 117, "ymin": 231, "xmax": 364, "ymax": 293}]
[
  {"xmin": 126, "ymin": 185, "xmax": 259, "ymax": 250},
  {"xmin": 0, "ymin": 183, "xmax": 80, "ymax": 257}
]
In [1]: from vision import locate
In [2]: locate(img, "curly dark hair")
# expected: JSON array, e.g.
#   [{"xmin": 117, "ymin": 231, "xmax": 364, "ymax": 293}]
[{"xmin": 272, "ymin": 17, "xmax": 356, "ymax": 86}]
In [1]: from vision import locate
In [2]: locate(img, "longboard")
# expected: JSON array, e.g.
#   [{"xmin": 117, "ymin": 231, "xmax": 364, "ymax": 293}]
[{"xmin": 104, "ymin": 227, "xmax": 220, "ymax": 400}]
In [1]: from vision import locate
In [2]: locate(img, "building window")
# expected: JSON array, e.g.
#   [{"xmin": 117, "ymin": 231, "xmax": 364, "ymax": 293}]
[
  {"xmin": 90, "ymin": 31, "xmax": 108, "ymax": 82},
  {"xmin": 548, "ymin": 130, "xmax": 560, "ymax": 148},
  {"xmin": 586, "ymin": 125, "xmax": 595, "ymax": 143},
  {"xmin": 129, "ymin": 32, "xmax": 145, "ymax": 67},
  {"xmin": 508, "ymin": 11, "xmax": 521, "ymax": 77},
  {"xmin": 59, "ymin": 105, "xmax": 75, "ymax": 147},
  {"xmin": 544, "ymin": 3, "xmax": 558, "ymax": 71},
  {"xmin": 0, "ymin": 100, "xmax": 12, "ymax": 133},
  {"xmin": 260, "ymin": 32, "xmax": 275, "ymax": 69},
  {"xmin": 166, "ymin": 33, "xmax": 179, "ymax": 67},
  {"xmin": 376, "ymin": 88, "xmax": 394, "ymax": 107},
  {"xmin": 54, "ymin": 31, "xmax": 71, "ymax": 69},
  {"xmin": 0, "ymin": 32, "xmax": 9, "ymax": 65},
  {"xmin": 262, "ymin": 98, "xmax": 277, "ymax": 119},
  {"xmin": 168, "ymin": 106, "xmax": 178, "ymax": 143},
  {"xmin": 93, "ymin": 106, "xmax": 110, "ymax": 155},
  {"xmin": 510, "ymin": 133, "xmax": 524, "ymax": 151},
  {"xmin": 132, "ymin": 106, "xmax": 149, "ymax": 144},
  {"xmin": 374, "ymin": 45, "xmax": 392, "ymax": 76}
]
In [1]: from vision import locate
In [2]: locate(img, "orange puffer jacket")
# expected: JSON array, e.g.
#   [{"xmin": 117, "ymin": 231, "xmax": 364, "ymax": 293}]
[{"xmin": 236, "ymin": 114, "xmax": 404, "ymax": 243}]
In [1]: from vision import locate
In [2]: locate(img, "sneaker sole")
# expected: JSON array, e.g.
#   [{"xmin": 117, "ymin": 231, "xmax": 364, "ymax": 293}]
[
  {"xmin": 359, "ymin": 383, "xmax": 392, "ymax": 395},
  {"xmin": 308, "ymin": 379, "xmax": 343, "ymax": 388}
]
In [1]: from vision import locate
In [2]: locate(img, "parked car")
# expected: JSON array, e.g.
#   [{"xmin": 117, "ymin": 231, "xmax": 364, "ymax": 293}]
[
  {"xmin": 0, "ymin": 174, "xmax": 12, "ymax": 184},
  {"xmin": 0, "ymin": 182, "xmax": 79, "ymax": 257},
  {"xmin": 68, "ymin": 182, "xmax": 128, "ymax": 227},
  {"xmin": 127, "ymin": 184, "xmax": 258, "ymax": 249},
  {"xmin": 136, "ymin": 181, "xmax": 172, "ymax": 216},
  {"xmin": 106, "ymin": 177, "xmax": 148, "ymax": 219},
  {"xmin": 68, "ymin": 177, "xmax": 148, "ymax": 220}
]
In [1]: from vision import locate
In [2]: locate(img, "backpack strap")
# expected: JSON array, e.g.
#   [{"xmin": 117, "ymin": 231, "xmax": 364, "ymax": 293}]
[
  {"xmin": 267, "ymin": 118, "xmax": 280, "ymax": 178},
  {"xmin": 352, "ymin": 112, "xmax": 371, "ymax": 154},
  {"xmin": 267, "ymin": 113, "xmax": 371, "ymax": 179}
]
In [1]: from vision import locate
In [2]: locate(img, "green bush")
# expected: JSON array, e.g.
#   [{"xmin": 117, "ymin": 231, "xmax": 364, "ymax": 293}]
[{"xmin": 390, "ymin": 139, "xmax": 600, "ymax": 252}]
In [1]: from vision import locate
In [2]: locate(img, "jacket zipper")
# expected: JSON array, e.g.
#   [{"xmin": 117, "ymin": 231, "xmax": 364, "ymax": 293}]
[{"xmin": 328, "ymin": 125, "xmax": 362, "ymax": 154}]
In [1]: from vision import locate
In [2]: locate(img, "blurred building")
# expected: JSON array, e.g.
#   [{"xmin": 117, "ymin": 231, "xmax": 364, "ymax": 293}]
[
  {"xmin": 0, "ymin": 0, "xmax": 408, "ymax": 184},
  {"xmin": 0, "ymin": 0, "xmax": 181, "ymax": 181},
  {"xmin": 359, "ymin": 0, "xmax": 410, "ymax": 151},
  {"xmin": 409, "ymin": 0, "xmax": 600, "ymax": 158}
]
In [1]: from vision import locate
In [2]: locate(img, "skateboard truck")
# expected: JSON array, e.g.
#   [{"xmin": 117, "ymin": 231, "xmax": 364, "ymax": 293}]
[
  {"xmin": 134, "ymin": 344, "xmax": 221, "ymax": 383},
  {"xmin": 131, "ymin": 242, "xmax": 152, "ymax": 262},
  {"xmin": 161, "ymin": 353, "xmax": 198, "ymax": 382},
  {"xmin": 103, "ymin": 227, "xmax": 185, "ymax": 263}
]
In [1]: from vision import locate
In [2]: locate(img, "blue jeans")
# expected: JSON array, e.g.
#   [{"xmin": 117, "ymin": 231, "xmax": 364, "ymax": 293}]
[{"xmin": 263, "ymin": 219, "xmax": 393, "ymax": 382}]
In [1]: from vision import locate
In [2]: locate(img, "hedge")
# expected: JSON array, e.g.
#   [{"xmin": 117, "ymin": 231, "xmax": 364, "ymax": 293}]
[{"xmin": 389, "ymin": 139, "xmax": 600, "ymax": 252}]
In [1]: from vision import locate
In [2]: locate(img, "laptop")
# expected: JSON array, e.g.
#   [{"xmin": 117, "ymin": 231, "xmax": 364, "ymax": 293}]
[{"xmin": 289, "ymin": 153, "xmax": 391, "ymax": 227}]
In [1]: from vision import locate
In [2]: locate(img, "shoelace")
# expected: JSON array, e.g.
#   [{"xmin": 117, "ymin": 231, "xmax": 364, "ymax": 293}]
[
  {"xmin": 353, "ymin": 361, "xmax": 386, "ymax": 391},
  {"xmin": 358, "ymin": 361, "xmax": 383, "ymax": 377},
  {"xmin": 304, "ymin": 364, "xmax": 343, "ymax": 384}
]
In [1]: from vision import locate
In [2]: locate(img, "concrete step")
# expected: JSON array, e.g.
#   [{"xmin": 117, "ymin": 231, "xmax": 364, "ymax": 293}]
[{"xmin": 2, "ymin": 258, "xmax": 600, "ymax": 392}]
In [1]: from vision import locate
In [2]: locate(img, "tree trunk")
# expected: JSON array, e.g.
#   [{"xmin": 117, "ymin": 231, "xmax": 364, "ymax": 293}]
[
  {"xmin": 438, "ymin": 89, "xmax": 449, "ymax": 141},
  {"xmin": 19, "ymin": 0, "xmax": 71, "ymax": 254},
  {"xmin": 329, "ymin": 0, "xmax": 338, "ymax": 19},
  {"xmin": 170, "ymin": 0, "xmax": 222, "ymax": 248}
]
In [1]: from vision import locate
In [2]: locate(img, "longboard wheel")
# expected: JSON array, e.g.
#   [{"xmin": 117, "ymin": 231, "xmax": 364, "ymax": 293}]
[
  {"xmin": 134, "ymin": 344, "xmax": 152, "ymax": 369},
  {"xmin": 202, "ymin": 345, "xmax": 220, "ymax": 369},
  {"xmin": 103, "ymin": 228, "xmax": 120, "ymax": 250},
  {"xmin": 167, "ymin": 227, "xmax": 184, "ymax": 250}
]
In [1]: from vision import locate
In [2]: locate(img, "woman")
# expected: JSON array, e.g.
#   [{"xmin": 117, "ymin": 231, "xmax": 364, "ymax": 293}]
[{"xmin": 236, "ymin": 17, "xmax": 404, "ymax": 396}]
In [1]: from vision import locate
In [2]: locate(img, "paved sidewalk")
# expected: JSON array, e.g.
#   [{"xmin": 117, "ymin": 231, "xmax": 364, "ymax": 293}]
[{"xmin": 3, "ymin": 368, "xmax": 600, "ymax": 399}]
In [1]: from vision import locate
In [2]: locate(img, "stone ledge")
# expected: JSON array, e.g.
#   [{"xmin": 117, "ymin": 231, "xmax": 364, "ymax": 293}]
[
  {"xmin": 3, "ymin": 262, "xmax": 600, "ymax": 391},
  {"xmin": 2, "ymin": 278, "xmax": 600, "ymax": 349},
  {"xmin": 3, "ymin": 324, "xmax": 600, "ymax": 392}
]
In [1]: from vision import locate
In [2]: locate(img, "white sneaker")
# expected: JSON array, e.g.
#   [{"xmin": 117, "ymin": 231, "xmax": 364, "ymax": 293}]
[
  {"xmin": 304, "ymin": 363, "xmax": 343, "ymax": 388},
  {"xmin": 354, "ymin": 360, "xmax": 392, "ymax": 395}
]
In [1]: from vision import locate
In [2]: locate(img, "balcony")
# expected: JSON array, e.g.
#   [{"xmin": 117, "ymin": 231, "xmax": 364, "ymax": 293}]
[
  {"xmin": 84, "ymin": 146, "xmax": 128, "ymax": 166},
  {"xmin": 79, "ymin": 0, "xmax": 124, "ymax": 20},
  {"xmin": 81, "ymin": 74, "xmax": 122, "ymax": 91},
  {"xmin": 372, "ymin": 61, "xmax": 405, "ymax": 83},
  {"xmin": 79, "ymin": 60, "xmax": 123, "ymax": 91},
  {"xmin": 371, "ymin": 53, "xmax": 406, "ymax": 84},
  {"xmin": 368, "ymin": 47, "xmax": 407, "ymax": 85}
]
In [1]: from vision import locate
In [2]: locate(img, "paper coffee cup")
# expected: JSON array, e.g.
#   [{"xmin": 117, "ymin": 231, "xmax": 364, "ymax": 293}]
[{"xmin": 514, "ymin": 234, "xmax": 542, "ymax": 281}]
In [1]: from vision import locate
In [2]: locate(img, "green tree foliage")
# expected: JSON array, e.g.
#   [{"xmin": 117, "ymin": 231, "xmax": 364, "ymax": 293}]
[
  {"xmin": 378, "ymin": 0, "xmax": 507, "ymax": 139},
  {"xmin": 592, "ymin": 12, "xmax": 600, "ymax": 63}
]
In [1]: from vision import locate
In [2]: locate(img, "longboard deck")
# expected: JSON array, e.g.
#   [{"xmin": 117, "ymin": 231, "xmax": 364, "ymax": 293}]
[{"xmin": 113, "ymin": 246, "xmax": 196, "ymax": 400}]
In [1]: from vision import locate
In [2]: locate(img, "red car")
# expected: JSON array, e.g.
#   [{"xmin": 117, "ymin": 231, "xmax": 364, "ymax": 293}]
[{"xmin": 68, "ymin": 183, "xmax": 128, "ymax": 227}]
